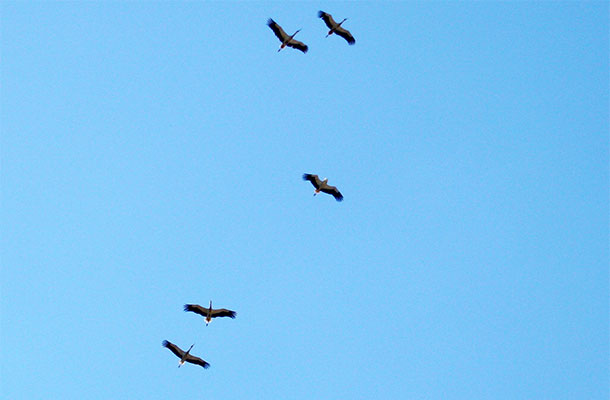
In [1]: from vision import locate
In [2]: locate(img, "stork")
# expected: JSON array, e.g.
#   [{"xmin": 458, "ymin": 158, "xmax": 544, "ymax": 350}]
[
  {"xmin": 184, "ymin": 301, "xmax": 236, "ymax": 326},
  {"xmin": 318, "ymin": 11, "xmax": 355, "ymax": 45},
  {"xmin": 303, "ymin": 173, "xmax": 344, "ymax": 202},
  {"xmin": 162, "ymin": 340, "xmax": 210, "ymax": 369},
  {"xmin": 267, "ymin": 18, "xmax": 308, "ymax": 53}
]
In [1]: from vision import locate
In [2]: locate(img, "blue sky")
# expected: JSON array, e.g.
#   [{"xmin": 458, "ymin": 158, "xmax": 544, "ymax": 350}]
[{"xmin": 1, "ymin": 1, "xmax": 608, "ymax": 399}]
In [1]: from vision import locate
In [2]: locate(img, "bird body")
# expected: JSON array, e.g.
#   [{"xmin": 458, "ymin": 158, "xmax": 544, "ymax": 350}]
[
  {"xmin": 179, "ymin": 344, "xmax": 194, "ymax": 367},
  {"xmin": 318, "ymin": 11, "xmax": 355, "ymax": 45},
  {"xmin": 162, "ymin": 340, "xmax": 210, "ymax": 369},
  {"xmin": 267, "ymin": 19, "xmax": 309, "ymax": 53},
  {"xmin": 303, "ymin": 173, "xmax": 344, "ymax": 201},
  {"xmin": 184, "ymin": 301, "xmax": 236, "ymax": 325}
]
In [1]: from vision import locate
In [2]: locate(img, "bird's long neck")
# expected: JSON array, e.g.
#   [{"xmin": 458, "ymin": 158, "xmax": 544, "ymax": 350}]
[
  {"xmin": 289, "ymin": 30, "xmax": 300, "ymax": 40},
  {"xmin": 206, "ymin": 301, "xmax": 213, "ymax": 325}
]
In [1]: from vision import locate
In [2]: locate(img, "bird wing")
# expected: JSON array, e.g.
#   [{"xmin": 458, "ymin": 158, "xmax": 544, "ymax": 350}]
[
  {"xmin": 303, "ymin": 173, "xmax": 322, "ymax": 189},
  {"xmin": 162, "ymin": 340, "xmax": 185, "ymax": 358},
  {"xmin": 334, "ymin": 26, "xmax": 355, "ymax": 45},
  {"xmin": 287, "ymin": 39, "xmax": 308, "ymax": 53},
  {"xmin": 267, "ymin": 19, "xmax": 288, "ymax": 42},
  {"xmin": 186, "ymin": 354, "xmax": 210, "ymax": 369},
  {"xmin": 318, "ymin": 11, "xmax": 336, "ymax": 29},
  {"xmin": 321, "ymin": 185, "xmax": 344, "ymax": 201},
  {"xmin": 184, "ymin": 304, "xmax": 208, "ymax": 317},
  {"xmin": 210, "ymin": 308, "xmax": 237, "ymax": 319}
]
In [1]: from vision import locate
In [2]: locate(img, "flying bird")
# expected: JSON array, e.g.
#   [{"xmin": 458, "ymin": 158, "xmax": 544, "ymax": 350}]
[
  {"xmin": 184, "ymin": 301, "xmax": 236, "ymax": 326},
  {"xmin": 162, "ymin": 340, "xmax": 210, "ymax": 369},
  {"xmin": 318, "ymin": 11, "xmax": 355, "ymax": 45},
  {"xmin": 267, "ymin": 18, "xmax": 308, "ymax": 53},
  {"xmin": 303, "ymin": 173, "xmax": 344, "ymax": 202}
]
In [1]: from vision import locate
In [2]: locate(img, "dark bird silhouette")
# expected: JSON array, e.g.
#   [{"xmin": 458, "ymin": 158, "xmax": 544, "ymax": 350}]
[
  {"xmin": 162, "ymin": 340, "xmax": 210, "ymax": 369},
  {"xmin": 318, "ymin": 11, "xmax": 355, "ymax": 45},
  {"xmin": 303, "ymin": 173, "xmax": 344, "ymax": 202},
  {"xmin": 267, "ymin": 18, "xmax": 308, "ymax": 53},
  {"xmin": 184, "ymin": 301, "xmax": 236, "ymax": 326}
]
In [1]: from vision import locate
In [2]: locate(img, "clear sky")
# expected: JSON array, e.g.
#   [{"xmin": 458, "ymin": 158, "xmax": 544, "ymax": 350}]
[{"xmin": 1, "ymin": 1, "xmax": 608, "ymax": 399}]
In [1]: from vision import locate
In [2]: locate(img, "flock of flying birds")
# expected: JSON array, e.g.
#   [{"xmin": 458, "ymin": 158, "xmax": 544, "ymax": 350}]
[
  {"xmin": 272, "ymin": 11, "xmax": 351, "ymax": 201},
  {"xmin": 163, "ymin": 301, "xmax": 236, "ymax": 368},
  {"xmin": 162, "ymin": 10, "xmax": 351, "ymax": 371},
  {"xmin": 268, "ymin": 11, "xmax": 356, "ymax": 53}
]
